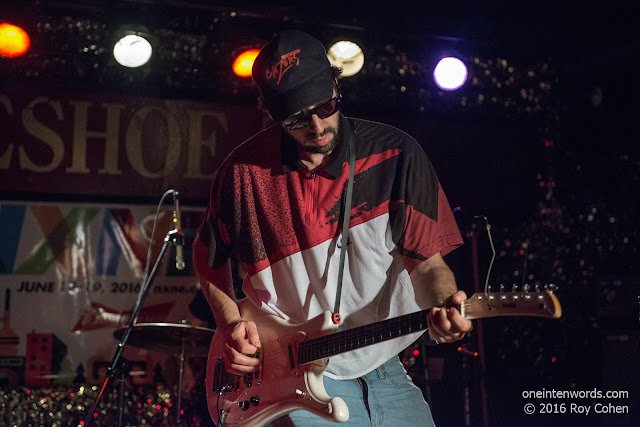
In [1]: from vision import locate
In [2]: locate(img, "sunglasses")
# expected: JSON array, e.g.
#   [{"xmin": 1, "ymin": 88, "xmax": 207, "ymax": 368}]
[{"xmin": 282, "ymin": 91, "xmax": 342, "ymax": 130}]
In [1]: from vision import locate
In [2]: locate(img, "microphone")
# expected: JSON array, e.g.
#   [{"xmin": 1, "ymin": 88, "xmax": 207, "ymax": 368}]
[{"xmin": 173, "ymin": 191, "xmax": 185, "ymax": 270}]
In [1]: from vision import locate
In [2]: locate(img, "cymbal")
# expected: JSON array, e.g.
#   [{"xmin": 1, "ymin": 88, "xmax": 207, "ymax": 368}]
[{"xmin": 114, "ymin": 323, "xmax": 214, "ymax": 357}]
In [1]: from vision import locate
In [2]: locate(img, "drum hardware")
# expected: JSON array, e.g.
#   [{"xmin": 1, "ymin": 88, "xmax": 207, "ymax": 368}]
[{"xmin": 113, "ymin": 321, "xmax": 215, "ymax": 425}]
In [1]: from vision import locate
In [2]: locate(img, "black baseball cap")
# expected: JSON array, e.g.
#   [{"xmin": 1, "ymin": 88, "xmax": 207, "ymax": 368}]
[{"xmin": 252, "ymin": 30, "xmax": 334, "ymax": 122}]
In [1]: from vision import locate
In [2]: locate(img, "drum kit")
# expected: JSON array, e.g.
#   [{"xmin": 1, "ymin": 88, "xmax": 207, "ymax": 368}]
[
  {"xmin": 112, "ymin": 322, "xmax": 215, "ymax": 425},
  {"xmin": 113, "ymin": 322, "xmax": 214, "ymax": 357}
]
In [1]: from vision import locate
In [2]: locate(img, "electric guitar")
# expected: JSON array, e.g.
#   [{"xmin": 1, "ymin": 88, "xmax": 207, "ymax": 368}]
[{"xmin": 206, "ymin": 289, "xmax": 562, "ymax": 426}]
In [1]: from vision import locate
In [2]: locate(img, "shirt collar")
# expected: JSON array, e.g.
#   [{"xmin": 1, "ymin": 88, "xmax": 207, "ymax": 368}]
[{"xmin": 280, "ymin": 113, "xmax": 349, "ymax": 178}]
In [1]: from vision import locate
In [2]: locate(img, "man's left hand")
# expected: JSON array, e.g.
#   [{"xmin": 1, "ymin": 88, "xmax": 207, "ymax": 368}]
[{"xmin": 426, "ymin": 290, "xmax": 472, "ymax": 343}]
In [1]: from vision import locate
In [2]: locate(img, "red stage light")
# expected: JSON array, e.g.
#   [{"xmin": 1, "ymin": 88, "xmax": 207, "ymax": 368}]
[
  {"xmin": 232, "ymin": 49, "xmax": 260, "ymax": 78},
  {"xmin": 0, "ymin": 23, "xmax": 31, "ymax": 58}
]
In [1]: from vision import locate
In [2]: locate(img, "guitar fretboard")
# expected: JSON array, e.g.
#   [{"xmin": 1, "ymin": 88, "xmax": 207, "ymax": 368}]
[
  {"xmin": 297, "ymin": 308, "xmax": 431, "ymax": 365},
  {"xmin": 294, "ymin": 290, "xmax": 560, "ymax": 365}
]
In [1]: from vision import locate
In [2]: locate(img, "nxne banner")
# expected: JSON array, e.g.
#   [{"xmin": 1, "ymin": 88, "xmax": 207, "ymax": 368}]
[{"xmin": 0, "ymin": 201, "xmax": 211, "ymax": 389}]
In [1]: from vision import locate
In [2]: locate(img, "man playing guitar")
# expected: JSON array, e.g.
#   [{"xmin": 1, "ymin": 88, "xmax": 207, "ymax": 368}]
[{"xmin": 193, "ymin": 29, "xmax": 471, "ymax": 426}]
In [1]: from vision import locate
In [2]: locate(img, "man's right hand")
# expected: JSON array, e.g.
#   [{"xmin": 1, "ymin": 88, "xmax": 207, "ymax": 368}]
[{"xmin": 221, "ymin": 320, "xmax": 262, "ymax": 375}]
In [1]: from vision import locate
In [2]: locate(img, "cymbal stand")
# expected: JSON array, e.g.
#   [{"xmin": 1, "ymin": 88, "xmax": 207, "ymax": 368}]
[
  {"xmin": 84, "ymin": 228, "xmax": 180, "ymax": 426},
  {"xmin": 116, "ymin": 357, "xmax": 132, "ymax": 427},
  {"xmin": 176, "ymin": 320, "xmax": 187, "ymax": 426}
]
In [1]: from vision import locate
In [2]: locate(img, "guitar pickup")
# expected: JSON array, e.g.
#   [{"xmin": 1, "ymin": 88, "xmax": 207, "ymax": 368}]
[
  {"xmin": 288, "ymin": 343, "xmax": 295, "ymax": 369},
  {"xmin": 243, "ymin": 348, "xmax": 262, "ymax": 388},
  {"xmin": 212, "ymin": 357, "xmax": 239, "ymax": 394}
]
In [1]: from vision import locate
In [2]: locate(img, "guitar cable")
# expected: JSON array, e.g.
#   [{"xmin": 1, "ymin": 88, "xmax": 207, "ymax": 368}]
[
  {"xmin": 473, "ymin": 215, "xmax": 496, "ymax": 294},
  {"xmin": 216, "ymin": 388, "xmax": 225, "ymax": 427}
]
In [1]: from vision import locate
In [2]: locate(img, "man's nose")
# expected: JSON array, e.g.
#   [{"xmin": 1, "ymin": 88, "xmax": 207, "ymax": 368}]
[{"xmin": 308, "ymin": 114, "xmax": 325, "ymax": 132}]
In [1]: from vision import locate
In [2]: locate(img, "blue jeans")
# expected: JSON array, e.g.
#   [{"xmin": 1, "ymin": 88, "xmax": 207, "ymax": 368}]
[{"xmin": 268, "ymin": 356, "xmax": 435, "ymax": 426}]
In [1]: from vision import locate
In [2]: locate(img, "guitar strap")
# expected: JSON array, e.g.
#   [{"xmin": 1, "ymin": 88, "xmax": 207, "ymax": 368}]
[{"xmin": 332, "ymin": 118, "xmax": 356, "ymax": 324}]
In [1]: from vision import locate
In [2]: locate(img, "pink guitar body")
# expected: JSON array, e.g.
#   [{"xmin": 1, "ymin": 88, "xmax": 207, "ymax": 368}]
[{"xmin": 205, "ymin": 299, "xmax": 349, "ymax": 426}]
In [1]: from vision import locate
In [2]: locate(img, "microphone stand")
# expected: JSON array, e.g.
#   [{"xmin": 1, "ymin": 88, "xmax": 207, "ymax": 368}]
[{"xmin": 84, "ymin": 227, "xmax": 182, "ymax": 426}]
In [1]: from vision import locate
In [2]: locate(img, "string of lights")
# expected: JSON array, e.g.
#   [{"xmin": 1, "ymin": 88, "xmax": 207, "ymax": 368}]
[{"xmin": 1, "ymin": 11, "xmax": 560, "ymax": 117}]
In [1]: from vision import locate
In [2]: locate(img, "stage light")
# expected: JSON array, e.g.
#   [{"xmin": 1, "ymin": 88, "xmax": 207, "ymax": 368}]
[
  {"xmin": 232, "ymin": 48, "xmax": 260, "ymax": 78},
  {"xmin": 327, "ymin": 41, "xmax": 364, "ymax": 77},
  {"xmin": 0, "ymin": 23, "xmax": 31, "ymax": 58},
  {"xmin": 113, "ymin": 34, "xmax": 152, "ymax": 68},
  {"xmin": 433, "ymin": 57, "xmax": 468, "ymax": 91}
]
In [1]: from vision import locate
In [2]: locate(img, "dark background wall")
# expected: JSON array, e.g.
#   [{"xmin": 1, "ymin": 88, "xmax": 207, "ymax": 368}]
[{"xmin": 1, "ymin": 1, "xmax": 639, "ymax": 426}]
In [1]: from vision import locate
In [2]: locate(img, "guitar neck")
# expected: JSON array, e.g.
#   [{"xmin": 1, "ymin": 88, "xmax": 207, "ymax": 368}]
[
  {"xmin": 297, "ymin": 309, "xmax": 431, "ymax": 365},
  {"xmin": 296, "ymin": 290, "xmax": 561, "ymax": 365}
]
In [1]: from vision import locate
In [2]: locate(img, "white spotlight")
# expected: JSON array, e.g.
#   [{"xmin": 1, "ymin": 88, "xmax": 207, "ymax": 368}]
[
  {"xmin": 327, "ymin": 41, "xmax": 364, "ymax": 77},
  {"xmin": 113, "ymin": 34, "xmax": 153, "ymax": 68},
  {"xmin": 433, "ymin": 57, "xmax": 468, "ymax": 91}
]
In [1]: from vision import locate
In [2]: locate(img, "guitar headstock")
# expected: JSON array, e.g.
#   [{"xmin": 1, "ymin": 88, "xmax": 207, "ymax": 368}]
[{"xmin": 461, "ymin": 287, "xmax": 562, "ymax": 320}]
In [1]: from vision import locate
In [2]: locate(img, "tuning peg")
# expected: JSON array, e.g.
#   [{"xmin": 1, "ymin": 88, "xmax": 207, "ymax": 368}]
[
  {"xmin": 500, "ymin": 284, "xmax": 505, "ymax": 293},
  {"xmin": 523, "ymin": 283, "xmax": 530, "ymax": 293},
  {"xmin": 511, "ymin": 284, "xmax": 519, "ymax": 299},
  {"xmin": 548, "ymin": 283, "xmax": 558, "ymax": 291},
  {"xmin": 535, "ymin": 284, "xmax": 541, "ymax": 293}
]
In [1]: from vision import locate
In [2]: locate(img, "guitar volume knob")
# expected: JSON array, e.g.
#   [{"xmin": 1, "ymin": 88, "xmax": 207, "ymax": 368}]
[{"xmin": 250, "ymin": 396, "xmax": 260, "ymax": 406}]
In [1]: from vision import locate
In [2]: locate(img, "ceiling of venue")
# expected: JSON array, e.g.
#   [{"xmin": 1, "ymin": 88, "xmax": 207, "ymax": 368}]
[{"xmin": 2, "ymin": 0, "xmax": 636, "ymax": 121}]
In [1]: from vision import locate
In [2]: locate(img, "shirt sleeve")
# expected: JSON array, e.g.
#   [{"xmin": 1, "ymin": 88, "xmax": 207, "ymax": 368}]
[
  {"xmin": 197, "ymin": 161, "xmax": 235, "ymax": 269},
  {"xmin": 390, "ymin": 140, "xmax": 463, "ymax": 273}
]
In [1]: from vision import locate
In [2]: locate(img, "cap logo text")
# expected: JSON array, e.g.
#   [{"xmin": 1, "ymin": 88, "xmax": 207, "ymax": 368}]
[{"xmin": 265, "ymin": 49, "xmax": 301, "ymax": 85}]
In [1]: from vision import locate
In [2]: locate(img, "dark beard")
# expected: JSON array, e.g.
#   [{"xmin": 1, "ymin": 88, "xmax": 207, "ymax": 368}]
[{"xmin": 300, "ymin": 123, "xmax": 340, "ymax": 154}]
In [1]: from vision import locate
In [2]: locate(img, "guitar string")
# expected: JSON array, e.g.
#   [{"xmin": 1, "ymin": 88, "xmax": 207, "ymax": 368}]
[
  {"xmin": 303, "ymin": 308, "xmax": 438, "ymax": 360},
  {"xmin": 217, "ymin": 295, "xmax": 556, "ymax": 385},
  {"xmin": 227, "ymin": 294, "xmax": 555, "ymax": 365},
  {"xmin": 299, "ymin": 292, "xmax": 554, "ymax": 359},
  {"xmin": 304, "ymin": 293, "xmax": 554, "ymax": 353},
  {"xmin": 219, "ymin": 344, "xmax": 293, "ymax": 385},
  {"xmin": 215, "ymin": 295, "xmax": 549, "ymax": 412},
  {"xmin": 298, "ymin": 295, "xmax": 554, "ymax": 361},
  {"xmin": 300, "ymin": 311, "xmax": 428, "ymax": 362}
]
